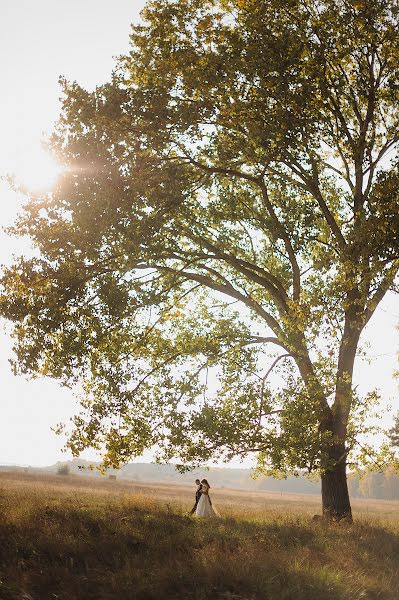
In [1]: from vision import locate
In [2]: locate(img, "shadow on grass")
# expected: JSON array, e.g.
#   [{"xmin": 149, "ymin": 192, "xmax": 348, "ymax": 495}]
[
  {"xmin": 350, "ymin": 521, "xmax": 399, "ymax": 576},
  {"xmin": 0, "ymin": 500, "xmax": 398, "ymax": 600}
]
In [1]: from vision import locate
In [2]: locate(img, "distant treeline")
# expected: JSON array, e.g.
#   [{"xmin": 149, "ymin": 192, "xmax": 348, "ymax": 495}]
[
  {"xmin": 45, "ymin": 459, "xmax": 321, "ymax": 494},
  {"xmin": 348, "ymin": 467, "xmax": 399, "ymax": 501}
]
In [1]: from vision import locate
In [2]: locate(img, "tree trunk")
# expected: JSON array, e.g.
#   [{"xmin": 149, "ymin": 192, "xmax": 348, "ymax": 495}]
[{"xmin": 321, "ymin": 447, "xmax": 352, "ymax": 521}]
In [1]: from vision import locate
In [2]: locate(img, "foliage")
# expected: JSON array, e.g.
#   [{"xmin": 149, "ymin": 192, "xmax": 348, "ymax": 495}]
[
  {"xmin": 1, "ymin": 0, "xmax": 399, "ymax": 498},
  {"xmin": 56, "ymin": 463, "xmax": 71, "ymax": 476},
  {"xmin": 388, "ymin": 411, "xmax": 399, "ymax": 448}
]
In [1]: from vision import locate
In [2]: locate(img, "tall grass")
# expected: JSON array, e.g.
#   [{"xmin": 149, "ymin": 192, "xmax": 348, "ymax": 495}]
[{"xmin": 0, "ymin": 471, "xmax": 398, "ymax": 599}]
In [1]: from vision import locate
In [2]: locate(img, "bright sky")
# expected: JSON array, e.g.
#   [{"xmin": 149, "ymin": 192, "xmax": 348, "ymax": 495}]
[{"xmin": 0, "ymin": 0, "xmax": 398, "ymax": 468}]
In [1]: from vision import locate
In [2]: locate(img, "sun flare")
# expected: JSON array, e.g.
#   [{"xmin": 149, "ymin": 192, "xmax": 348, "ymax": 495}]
[{"xmin": 17, "ymin": 147, "xmax": 63, "ymax": 192}]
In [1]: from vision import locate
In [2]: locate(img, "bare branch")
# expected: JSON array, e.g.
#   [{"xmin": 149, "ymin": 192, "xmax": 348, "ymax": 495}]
[{"xmin": 248, "ymin": 336, "xmax": 291, "ymax": 352}]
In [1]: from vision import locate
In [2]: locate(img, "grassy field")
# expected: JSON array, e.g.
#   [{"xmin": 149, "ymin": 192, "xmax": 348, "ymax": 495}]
[{"xmin": 0, "ymin": 471, "xmax": 398, "ymax": 599}]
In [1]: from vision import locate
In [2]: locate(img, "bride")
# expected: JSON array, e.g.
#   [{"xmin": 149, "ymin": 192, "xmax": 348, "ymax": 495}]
[{"xmin": 194, "ymin": 479, "xmax": 220, "ymax": 518}]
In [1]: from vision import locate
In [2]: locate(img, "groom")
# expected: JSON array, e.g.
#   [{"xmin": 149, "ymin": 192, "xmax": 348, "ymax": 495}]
[{"xmin": 189, "ymin": 479, "xmax": 202, "ymax": 515}]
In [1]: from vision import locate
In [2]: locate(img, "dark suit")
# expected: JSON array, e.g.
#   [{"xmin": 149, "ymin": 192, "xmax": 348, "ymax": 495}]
[{"xmin": 190, "ymin": 484, "xmax": 202, "ymax": 514}]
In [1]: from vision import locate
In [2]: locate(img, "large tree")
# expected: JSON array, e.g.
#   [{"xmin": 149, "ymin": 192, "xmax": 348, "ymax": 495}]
[{"xmin": 2, "ymin": 0, "xmax": 399, "ymax": 520}]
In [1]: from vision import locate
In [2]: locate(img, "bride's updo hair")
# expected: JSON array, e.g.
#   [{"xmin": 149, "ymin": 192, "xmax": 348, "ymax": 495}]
[{"xmin": 201, "ymin": 478, "xmax": 210, "ymax": 488}]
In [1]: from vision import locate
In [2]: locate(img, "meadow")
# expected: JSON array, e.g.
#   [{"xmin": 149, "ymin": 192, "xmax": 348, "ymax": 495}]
[{"xmin": 0, "ymin": 470, "xmax": 398, "ymax": 600}]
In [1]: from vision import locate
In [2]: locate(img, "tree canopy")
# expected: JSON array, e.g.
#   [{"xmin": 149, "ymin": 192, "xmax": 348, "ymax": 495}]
[
  {"xmin": 388, "ymin": 411, "xmax": 399, "ymax": 448},
  {"xmin": 2, "ymin": 0, "xmax": 399, "ymax": 518}
]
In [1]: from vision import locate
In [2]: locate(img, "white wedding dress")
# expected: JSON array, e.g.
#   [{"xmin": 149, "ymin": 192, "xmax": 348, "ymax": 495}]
[{"xmin": 194, "ymin": 483, "xmax": 220, "ymax": 518}]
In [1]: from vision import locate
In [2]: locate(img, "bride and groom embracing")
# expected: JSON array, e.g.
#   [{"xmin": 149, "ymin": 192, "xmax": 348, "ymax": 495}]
[{"xmin": 189, "ymin": 478, "xmax": 220, "ymax": 518}]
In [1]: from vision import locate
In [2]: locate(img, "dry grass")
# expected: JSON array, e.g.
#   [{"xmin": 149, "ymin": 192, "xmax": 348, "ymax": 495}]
[{"xmin": 0, "ymin": 471, "xmax": 398, "ymax": 600}]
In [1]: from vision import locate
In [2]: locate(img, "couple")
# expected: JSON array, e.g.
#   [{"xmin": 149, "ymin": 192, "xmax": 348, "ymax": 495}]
[{"xmin": 190, "ymin": 478, "xmax": 219, "ymax": 518}]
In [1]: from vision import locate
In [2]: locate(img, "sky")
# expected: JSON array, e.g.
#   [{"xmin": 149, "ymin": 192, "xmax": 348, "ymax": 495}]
[{"xmin": 0, "ymin": 0, "xmax": 398, "ymax": 468}]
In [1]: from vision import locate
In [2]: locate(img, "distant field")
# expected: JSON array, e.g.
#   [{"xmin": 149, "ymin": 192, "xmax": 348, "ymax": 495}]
[
  {"xmin": 2, "ymin": 469, "xmax": 398, "ymax": 520},
  {"xmin": 0, "ymin": 470, "xmax": 398, "ymax": 599}
]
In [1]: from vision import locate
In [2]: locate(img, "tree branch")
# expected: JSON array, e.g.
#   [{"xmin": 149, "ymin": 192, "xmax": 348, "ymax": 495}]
[
  {"xmin": 258, "ymin": 180, "xmax": 301, "ymax": 301},
  {"xmin": 133, "ymin": 262, "xmax": 285, "ymax": 335},
  {"xmin": 283, "ymin": 153, "xmax": 347, "ymax": 250},
  {"xmin": 364, "ymin": 260, "xmax": 399, "ymax": 326}
]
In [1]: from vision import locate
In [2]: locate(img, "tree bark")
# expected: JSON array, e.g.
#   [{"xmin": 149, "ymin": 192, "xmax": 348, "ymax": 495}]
[
  {"xmin": 321, "ymin": 308, "xmax": 362, "ymax": 522},
  {"xmin": 321, "ymin": 445, "xmax": 352, "ymax": 521}
]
